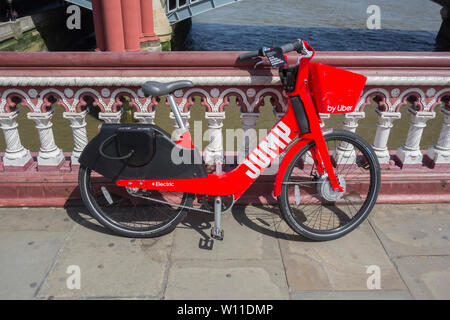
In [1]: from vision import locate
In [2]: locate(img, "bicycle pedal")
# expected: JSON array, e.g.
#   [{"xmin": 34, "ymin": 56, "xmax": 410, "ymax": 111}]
[{"xmin": 211, "ymin": 227, "xmax": 224, "ymax": 241}]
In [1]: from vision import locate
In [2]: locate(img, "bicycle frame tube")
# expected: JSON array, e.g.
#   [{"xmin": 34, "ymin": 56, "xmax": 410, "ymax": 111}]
[{"xmin": 117, "ymin": 48, "xmax": 344, "ymax": 199}]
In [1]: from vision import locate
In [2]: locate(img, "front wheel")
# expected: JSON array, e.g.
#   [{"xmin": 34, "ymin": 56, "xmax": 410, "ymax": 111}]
[{"xmin": 278, "ymin": 130, "xmax": 380, "ymax": 241}]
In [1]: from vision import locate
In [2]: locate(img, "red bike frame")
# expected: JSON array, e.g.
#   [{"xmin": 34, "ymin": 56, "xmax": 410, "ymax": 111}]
[{"xmin": 116, "ymin": 43, "xmax": 345, "ymax": 199}]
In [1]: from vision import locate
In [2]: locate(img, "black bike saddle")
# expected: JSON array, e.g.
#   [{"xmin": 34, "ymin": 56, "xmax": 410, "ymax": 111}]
[{"xmin": 141, "ymin": 80, "xmax": 194, "ymax": 97}]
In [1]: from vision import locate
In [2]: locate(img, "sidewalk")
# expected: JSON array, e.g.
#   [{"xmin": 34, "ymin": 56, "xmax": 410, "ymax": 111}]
[{"xmin": 0, "ymin": 203, "xmax": 448, "ymax": 300}]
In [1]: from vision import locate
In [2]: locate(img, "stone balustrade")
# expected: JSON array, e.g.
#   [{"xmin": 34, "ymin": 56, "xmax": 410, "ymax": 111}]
[{"xmin": 0, "ymin": 51, "xmax": 449, "ymax": 204}]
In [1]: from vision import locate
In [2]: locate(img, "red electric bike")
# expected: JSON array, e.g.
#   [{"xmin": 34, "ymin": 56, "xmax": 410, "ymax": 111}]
[{"xmin": 78, "ymin": 40, "xmax": 380, "ymax": 241}]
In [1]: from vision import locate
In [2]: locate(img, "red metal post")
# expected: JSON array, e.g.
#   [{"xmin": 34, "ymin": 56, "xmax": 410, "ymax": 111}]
[
  {"xmin": 91, "ymin": 0, "xmax": 105, "ymax": 51},
  {"xmin": 121, "ymin": 0, "xmax": 142, "ymax": 52},
  {"xmin": 140, "ymin": 0, "xmax": 159, "ymax": 42},
  {"xmin": 100, "ymin": 0, "xmax": 125, "ymax": 51}
]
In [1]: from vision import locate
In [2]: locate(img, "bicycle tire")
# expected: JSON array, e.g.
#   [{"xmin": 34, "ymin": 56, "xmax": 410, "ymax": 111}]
[
  {"xmin": 79, "ymin": 166, "xmax": 194, "ymax": 238},
  {"xmin": 278, "ymin": 130, "xmax": 380, "ymax": 241}
]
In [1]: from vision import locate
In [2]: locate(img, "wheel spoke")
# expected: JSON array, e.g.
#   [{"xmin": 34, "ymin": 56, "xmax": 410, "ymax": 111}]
[{"xmin": 281, "ymin": 132, "xmax": 379, "ymax": 238}]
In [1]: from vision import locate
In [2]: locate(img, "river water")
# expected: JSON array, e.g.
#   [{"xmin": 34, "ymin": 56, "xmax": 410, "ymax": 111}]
[{"xmin": 185, "ymin": 0, "xmax": 443, "ymax": 51}]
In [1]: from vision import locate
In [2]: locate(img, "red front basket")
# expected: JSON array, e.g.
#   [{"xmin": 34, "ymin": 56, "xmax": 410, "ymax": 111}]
[{"xmin": 309, "ymin": 62, "xmax": 367, "ymax": 114}]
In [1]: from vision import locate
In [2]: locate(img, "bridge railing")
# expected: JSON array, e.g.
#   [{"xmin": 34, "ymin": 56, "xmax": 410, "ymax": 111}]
[
  {"xmin": 165, "ymin": 0, "xmax": 242, "ymax": 24},
  {"xmin": 0, "ymin": 51, "xmax": 449, "ymax": 204}
]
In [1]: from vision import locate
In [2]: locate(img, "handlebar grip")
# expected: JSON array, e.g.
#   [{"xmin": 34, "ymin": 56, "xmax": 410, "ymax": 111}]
[
  {"xmin": 238, "ymin": 50, "xmax": 261, "ymax": 60},
  {"xmin": 280, "ymin": 39, "xmax": 303, "ymax": 53}
]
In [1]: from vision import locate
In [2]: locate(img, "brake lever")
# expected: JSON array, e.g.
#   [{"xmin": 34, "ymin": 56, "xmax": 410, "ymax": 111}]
[
  {"xmin": 254, "ymin": 60, "xmax": 270, "ymax": 69},
  {"xmin": 296, "ymin": 41, "xmax": 313, "ymax": 64}
]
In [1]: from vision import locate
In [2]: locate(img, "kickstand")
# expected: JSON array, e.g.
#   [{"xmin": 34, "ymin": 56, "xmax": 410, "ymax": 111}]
[{"xmin": 211, "ymin": 196, "xmax": 224, "ymax": 240}]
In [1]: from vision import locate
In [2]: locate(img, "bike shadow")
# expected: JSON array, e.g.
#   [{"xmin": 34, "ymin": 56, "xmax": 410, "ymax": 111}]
[
  {"xmin": 231, "ymin": 205, "xmax": 313, "ymax": 242},
  {"xmin": 63, "ymin": 204, "xmax": 123, "ymax": 237},
  {"xmin": 63, "ymin": 202, "xmax": 313, "ymax": 245}
]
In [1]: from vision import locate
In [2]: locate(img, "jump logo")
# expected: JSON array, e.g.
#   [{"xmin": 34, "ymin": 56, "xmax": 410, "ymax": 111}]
[{"xmin": 243, "ymin": 121, "xmax": 292, "ymax": 179}]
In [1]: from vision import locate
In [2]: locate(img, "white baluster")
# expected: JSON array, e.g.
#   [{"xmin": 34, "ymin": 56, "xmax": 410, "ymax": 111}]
[
  {"xmin": 98, "ymin": 110, "xmax": 122, "ymax": 123},
  {"xmin": 27, "ymin": 110, "xmax": 64, "ymax": 167},
  {"xmin": 134, "ymin": 111, "xmax": 156, "ymax": 124},
  {"xmin": 372, "ymin": 110, "xmax": 401, "ymax": 164},
  {"xmin": 170, "ymin": 111, "xmax": 190, "ymax": 141},
  {"xmin": 319, "ymin": 113, "xmax": 330, "ymax": 128},
  {"xmin": 426, "ymin": 107, "xmax": 450, "ymax": 164},
  {"xmin": 396, "ymin": 106, "xmax": 436, "ymax": 165},
  {"xmin": 334, "ymin": 112, "xmax": 365, "ymax": 164},
  {"xmin": 0, "ymin": 110, "xmax": 32, "ymax": 168},
  {"xmin": 204, "ymin": 112, "xmax": 225, "ymax": 166},
  {"xmin": 63, "ymin": 110, "xmax": 88, "ymax": 165},
  {"xmin": 342, "ymin": 112, "xmax": 365, "ymax": 133},
  {"xmin": 237, "ymin": 113, "xmax": 259, "ymax": 164}
]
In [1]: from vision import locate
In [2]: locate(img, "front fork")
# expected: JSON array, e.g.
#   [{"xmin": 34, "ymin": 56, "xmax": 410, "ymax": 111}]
[{"xmin": 290, "ymin": 87, "xmax": 344, "ymax": 193}]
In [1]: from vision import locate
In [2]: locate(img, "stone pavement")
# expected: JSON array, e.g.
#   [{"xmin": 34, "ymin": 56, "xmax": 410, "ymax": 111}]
[{"xmin": 0, "ymin": 203, "xmax": 448, "ymax": 300}]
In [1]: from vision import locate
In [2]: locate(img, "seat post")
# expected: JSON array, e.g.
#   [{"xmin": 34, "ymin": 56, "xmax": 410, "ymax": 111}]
[{"xmin": 166, "ymin": 95, "xmax": 186, "ymax": 131}]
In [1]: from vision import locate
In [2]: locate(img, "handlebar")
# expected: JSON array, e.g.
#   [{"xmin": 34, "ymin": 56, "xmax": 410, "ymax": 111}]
[{"xmin": 238, "ymin": 39, "xmax": 304, "ymax": 60}]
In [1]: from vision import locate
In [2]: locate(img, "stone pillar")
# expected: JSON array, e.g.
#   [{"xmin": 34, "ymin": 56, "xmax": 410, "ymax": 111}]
[
  {"xmin": 91, "ymin": 0, "xmax": 106, "ymax": 51},
  {"xmin": 140, "ymin": 0, "xmax": 158, "ymax": 40},
  {"xmin": 396, "ymin": 107, "xmax": 436, "ymax": 165},
  {"xmin": 153, "ymin": 0, "xmax": 172, "ymax": 45},
  {"xmin": 99, "ymin": 111, "xmax": 123, "ymax": 123},
  {"xmin": 0, "ymin": 110, "xmax": 32, "ymax": 169},
  {"xmin": 237, "ymin": 113, "xmax": 259, "ymax": 164},
  {"xmin": 139, "ymin": 0, "xmax": 161, "ymax": 51},
  {"xmin": 63, "ymin": 110, "xmax": 88, "ymax": 165},
  {"xmin": 204, "ymin": 112, "xmax": 225, "ymax": 166},
  {"xmin": 121, "ymin": 0, "xmax": 141, "ymax": 51},
  {"xmin": 100, "ymin": 0, "xmax": 125, "ymax": 51},
  {"xmin": 170, "ymin": 111, "xmax": 190, "ymax": 140},
  {"xmin": 334, "ymin": 112, "xmax": 365, "ymax": 164},
  {"xmin": 342, "ymin": 112, "xmax": 365, "ymax": 133},
  {"xmin": 372, "ymin": 110, "xmax": 401, "ymax": 164},
  {"xmin": 426, "ymin": 106, "xmax": 450, "ymax": 165},
  {"xmin": 319, "ymin": 113, "xmax": 330, "ymax": 128},
  {"xmin": 27, "ymin": 110, "xmax": 64, "ymax": 168},
  {"xmin": 134, "ymin": 111, "xmax": 156, "ymax": 124}
]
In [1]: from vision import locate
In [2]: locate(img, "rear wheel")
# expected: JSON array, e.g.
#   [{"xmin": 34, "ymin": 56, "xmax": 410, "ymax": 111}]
[
  {"xmin": 278, "ymin": 130, "xmax": 380, "ymax": 241},
  {"xmin": 78, "ymin": 166, "xmax": 194, "ymax": 238}
]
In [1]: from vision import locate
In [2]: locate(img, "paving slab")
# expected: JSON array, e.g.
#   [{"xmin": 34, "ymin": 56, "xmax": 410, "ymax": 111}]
[
  {"xmin": 0, "ymin": 230, "xmax": 70, "ymax": 299},
  {"xmin": 172, "ymin": 206, "xmax": 281, "ymax": 261},
  {"xmin": 393, "ymin": 256, "xmax": 450, "ymax": 300},
  {"xmin": 277, "ymin": 220, "xmax": 406, "ymax": 292},
  {"xmin": 290, "ymin": 290, "xmax": 412, "ymax": 300},
  {"xmin": 37, "ymin": 218, "xmax": 173, "ymax": 299},
  {"xmin": 165, "ymin": 259, "xmax": 289, "ymax": 300},
  {"xmin": 369, "ymin": 204, "xmax": 450, "ymax": 257},
  {"xmin": 0, "ymin": 207, "xmax": 75, "ymax": 232}
]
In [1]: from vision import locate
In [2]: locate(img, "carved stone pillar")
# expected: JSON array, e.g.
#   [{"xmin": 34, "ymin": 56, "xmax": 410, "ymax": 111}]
[
  {"xmin": 170, "ymin": 111, "xmax": 190, "ymax": 141},
  {"xmin": 237, "ymin": 113, "xmax": 259, "ymax": 164},
  {"xmin": 334, "ymin": 112, "xmax": 365, "ymax": 164},
  {"xmin": 319, "ymin": 113, "xmax": 330, "ymax": 128},
  {"xmin": 63, "ymin": 110, "xmax": 88, "ymax": 165},
  {"xmin": 134, "ymin": 111, "xmax": 156, "ymax": 124},
  {"xmin": 396, "ymin": 107, "xmax": 436, "ymax": 165},
  {"xmin": 426, "ymin": 107, "xmax": 450, "ymax": 165},
  {"xmin": 99, "ymin": 111, "xmax": 122, "ymax": 123},
  {"xmin": 27, "ymin": 110, "xmax": 64, "ymax": 168},
  {"xmin": 204, "ymin": 112, "xmax": 225, "ymax": 165},
  {"xmin": 342, "ymin": 112, "xmax": 365, "ymax": 133},
  {"xmin": 372, "ymin": 110, "xmax": 401, "ymax": 164},
  {"xmin": 0, "ymin": 110, "xmax": 32, "ymax": 168}
]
